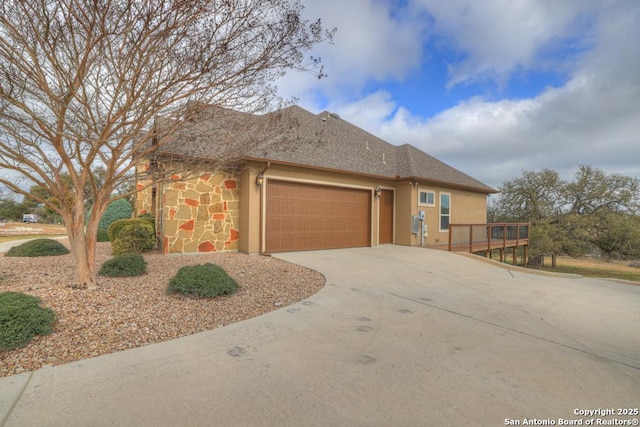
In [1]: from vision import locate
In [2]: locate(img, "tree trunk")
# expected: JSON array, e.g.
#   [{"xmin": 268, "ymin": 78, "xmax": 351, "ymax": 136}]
[
  {"xmin": 63, "ymin": 194, "xmax": 106, "ymax": 289},
  {"xmin": 65, "ymin": 217, "xmax": 98, "ymax": 289}
]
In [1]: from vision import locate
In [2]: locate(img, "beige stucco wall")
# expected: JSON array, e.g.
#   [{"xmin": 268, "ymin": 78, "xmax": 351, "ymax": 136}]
[
  {"xmin": 412, "ymin": 184, "xmax": 488, "ymax": 246},
  {"xmin": 394, "ymin": 182, "xmax": 415, "ymax": 246},
  {"xmin": 137, "ymin": 160, "xmax": 489, "ymax": 255},
  {"xmin": 238, "ymin": 164, "xmax": 262, "ymax": 254}
]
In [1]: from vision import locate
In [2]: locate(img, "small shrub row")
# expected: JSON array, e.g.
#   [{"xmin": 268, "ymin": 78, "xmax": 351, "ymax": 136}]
[
  {"xmin": 6, "ymin": 239, "xmax": 69, "ymax": 257},
  {"xmin": 167, "ymin": 263, "xmax": 238, "ymax": 298},
  {"xmin": 95, "ymin": 257, "xmax": 237, "ymax": 299},
  {"xmin": 0, "ymin": 292, "xmax": 56, "ymax": 351}
]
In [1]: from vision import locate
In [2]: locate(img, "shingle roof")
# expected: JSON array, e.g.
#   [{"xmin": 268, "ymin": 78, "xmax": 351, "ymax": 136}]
[{"xmin": 159, "ymin": 105, "xmax": 496, "ymax": 193}]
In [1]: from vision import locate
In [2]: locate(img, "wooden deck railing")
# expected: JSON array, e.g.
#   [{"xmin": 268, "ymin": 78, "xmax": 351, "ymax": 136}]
[{"xmin": 448, "ymin": 223, "xmax": 530, "ymax": 254}]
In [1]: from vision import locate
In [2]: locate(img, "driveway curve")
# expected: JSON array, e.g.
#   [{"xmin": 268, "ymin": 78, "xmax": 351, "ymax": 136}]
[{"xmin": 1, "ymin": 246, "xmax": 639, "ymax": 426}]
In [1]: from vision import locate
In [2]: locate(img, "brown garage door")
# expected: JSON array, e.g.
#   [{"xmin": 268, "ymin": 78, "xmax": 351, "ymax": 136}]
[{"xmin": 266, "ymin": 180, "xmax": 371, "ymax": 252}]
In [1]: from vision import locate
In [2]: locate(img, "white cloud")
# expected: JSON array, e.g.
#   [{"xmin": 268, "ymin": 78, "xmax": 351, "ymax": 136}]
[
  {"xmin": 278, "ymin": 0, "xmax": 428, "ymax": 106},
  {"xmin": 281, "ymin": 0, "xmax": 640, "ymax": 189},
  {"xmin": 415, "ymin": 0, "xmax": 599, "ymax": 87}
]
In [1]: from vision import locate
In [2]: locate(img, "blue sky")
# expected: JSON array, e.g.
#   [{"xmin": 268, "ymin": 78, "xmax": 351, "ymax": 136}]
[{"xmin": 277, "ymin": 0, "xmax": 640, "ymax": 189}]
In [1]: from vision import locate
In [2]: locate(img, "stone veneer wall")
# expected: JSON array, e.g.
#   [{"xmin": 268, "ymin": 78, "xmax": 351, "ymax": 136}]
[
  {"xmin": 134, "ymin": 162, "xmax": 153, "ymax": 216},
  {"xmin": 162, "ymin": 171, "xmax": 240, "ymax": 254}
]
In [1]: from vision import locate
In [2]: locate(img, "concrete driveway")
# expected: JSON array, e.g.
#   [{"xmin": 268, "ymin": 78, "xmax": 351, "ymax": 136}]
[{"xmin": 1, "ymin": 246, "xmax": 639, "ymax": 426}]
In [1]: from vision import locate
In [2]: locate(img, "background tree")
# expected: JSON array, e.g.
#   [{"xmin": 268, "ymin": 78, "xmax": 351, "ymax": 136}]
[
  {"xmin": 494, "ymin": 169, "xmax": 564, "ymax": 222},
  {"xmin": 491, "ymin": 169, "xmax": 565, "ymax": 265},
  {"xmin": 493, "ymin": 165, "xmax": 640, "ymax": 262},
  {"xmin": 0, "ymin": 0, "xmax": 332, "ymax": 288},
  {"xmin": 562, "ymin": 165, "xmax": 640, "ymax": 215},
  {"xmin": 0, "ymin": 197, "xmax": 24, "ymax": 221}
]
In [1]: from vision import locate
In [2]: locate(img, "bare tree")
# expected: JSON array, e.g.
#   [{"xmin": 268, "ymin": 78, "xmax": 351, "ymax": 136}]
[{"xmin": 0, "ymin": 0, "xmax": 332, "ymax": 288}]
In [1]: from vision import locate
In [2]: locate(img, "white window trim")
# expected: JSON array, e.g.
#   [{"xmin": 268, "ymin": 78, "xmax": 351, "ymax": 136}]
[
  {"xmin": 439, "ymin": 192, "xmax": 451, "ymax": 232},
  {"xmin": 418, "ymin": 188, "xmax": 435, "ymax": 207}
]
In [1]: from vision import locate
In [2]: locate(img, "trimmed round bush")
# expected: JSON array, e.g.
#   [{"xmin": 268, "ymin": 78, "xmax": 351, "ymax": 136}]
[
  {"xmin": 111, "ymin": 221, "xmax": 155, "ymax": 255},
  {"xmin": 167, "ymin": 263, "xmax": 238, "ymax": 298},
  {"xmin": 98, "ymin": 253, "xmax": 147, "ymax": 277},
  {"xmin": 137, "ymin": 213, "xmax": 155, "ymax": 230},
  {"xmin": 108, "ymin": 217, "xmax": 155, "ymax": 242},
  {"xmin": 6, "ymin": 238, "xmax": 70, "ymax": 257},
  {"xmin": 107, "ymin": 218, "xmax": 133, "ymax": 242},
  {"xmin": 0, "ymin": 292, "xmax": 56, "ymax": 351}
]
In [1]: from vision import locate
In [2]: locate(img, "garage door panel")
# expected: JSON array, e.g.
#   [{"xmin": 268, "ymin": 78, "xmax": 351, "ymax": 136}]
[{"xmin": 266, "ymin": 181, "xmax": 371, "ymax": 252}]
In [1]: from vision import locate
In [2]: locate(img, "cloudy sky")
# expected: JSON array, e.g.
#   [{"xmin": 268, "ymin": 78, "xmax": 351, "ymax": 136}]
[{"xmin": 277, "ymin": 0, "xmax": 640, "ymax": 190}]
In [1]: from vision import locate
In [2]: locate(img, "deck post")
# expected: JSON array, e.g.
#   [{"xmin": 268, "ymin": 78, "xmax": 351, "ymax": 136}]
[{"xmin": 503, "ymin": 224, "xmax": 507, "ymax": 252}]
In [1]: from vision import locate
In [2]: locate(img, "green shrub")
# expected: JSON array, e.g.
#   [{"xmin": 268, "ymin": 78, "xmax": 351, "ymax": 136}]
[
  {"xmin": 111, "ymin": 221, "xmax": 155, "ymax": 255},
  {"xmin": 137, "ymin": 214, "xmax": 155, "ymax": 236},
  {"xmin": 107, "ymin": 218, "xmax": 133, "ymax": 242},
  {"xmin": 167, "ymin": 263, "xmax": 238, "ymax": 298},
  {"xmin": 97, "ymin": 228, "xmax": 110, "ymax": 242},
  {"xmin": 108, "ymin": 217, "xmax": 155, "ymax": 242},
  {"xmin": 0, "ymin": 292, "xmax": 56, "ymax": 351},
  {"xmin": 6, "ymin": 238, "xmax": 70, "ymax": 257},
  {"xmin": 98, "ymin": 253, "xmax": 147, "ymax": 277},
  {"xmin": 97, "ymin": 198, "xmax": 133, "ymax": 231}
]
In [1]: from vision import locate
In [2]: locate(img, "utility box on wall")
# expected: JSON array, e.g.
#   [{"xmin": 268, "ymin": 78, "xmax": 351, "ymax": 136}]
[
  {"xmin": 412, "ymin": 210, "xmax": 428, "ymax": 245},
  {"xmin": 411, "ymin": 215, "xmax": 420, "ymax": 234}
]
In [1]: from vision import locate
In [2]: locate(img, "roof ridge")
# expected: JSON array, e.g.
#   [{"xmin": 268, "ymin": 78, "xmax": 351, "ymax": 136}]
[{"xmin": 158, "ymin": 103, "xmax": 496, "ymax": 193}]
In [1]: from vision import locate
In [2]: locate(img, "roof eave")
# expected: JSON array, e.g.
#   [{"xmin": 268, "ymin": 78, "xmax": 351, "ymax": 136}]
[
  {"xmin": 246, "ymin": 156, "xmax": 498, "ymax": 193},
  {"xmin": 396, "ymin": 176, "xmax": 498, "ymax": 194},
  {"xmin": 243, "ymin": 156, "xmax": 398, "ymax": 181}
]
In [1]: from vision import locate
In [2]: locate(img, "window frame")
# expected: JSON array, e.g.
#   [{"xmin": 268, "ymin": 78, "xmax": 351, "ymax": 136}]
[
  {"xmin": 418, "ymin": 189, "xmax": 435, "ymax": 207},
  {"xmin": 439, "ymin": 192, "xmax": 451, "ymax": 232}
]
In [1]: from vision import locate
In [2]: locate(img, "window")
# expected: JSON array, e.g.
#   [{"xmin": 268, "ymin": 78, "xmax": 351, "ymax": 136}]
[
  {"xmin": 440, "ymin": 193, "xmax": 450, "ymax": 231},
  {"xmin": 418, "ymin": 189, "xmax": 435, "ymax": 207}
]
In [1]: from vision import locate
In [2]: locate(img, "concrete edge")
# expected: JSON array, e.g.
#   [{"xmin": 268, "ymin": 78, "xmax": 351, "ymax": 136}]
[
  {"xmin": 0, "ymin": 372, "xmax": 32, "ymax": 426},
  {"xmin": 454, "ymin": 252, "xmax": 584, "ymax": 279},
  {"xmin": 605, "ymin": 278, "xmax": 640, "ymax": 287},
  {"xmin": 456, "ymin": 252, "xmax": 640, "ymax": 286}
]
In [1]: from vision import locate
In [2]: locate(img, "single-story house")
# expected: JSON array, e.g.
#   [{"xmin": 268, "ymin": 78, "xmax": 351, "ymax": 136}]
[{"xmin": 135, "ymin": 105, "xmax": 496, "ymax": 254}]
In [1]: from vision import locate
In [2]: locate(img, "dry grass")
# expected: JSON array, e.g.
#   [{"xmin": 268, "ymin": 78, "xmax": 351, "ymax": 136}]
[
  {"xmin": 541, "ymin": 255, "xmax": 640, "ymax": 283},
  {"xmin": 0, "ymin": 222, "xmax": 66, "ymax": 243}
]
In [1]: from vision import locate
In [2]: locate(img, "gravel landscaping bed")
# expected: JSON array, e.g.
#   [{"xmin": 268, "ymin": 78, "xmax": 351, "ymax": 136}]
[{"xmin": 0, "ymin": 241, "xmax": 324, "ymax": 377}]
